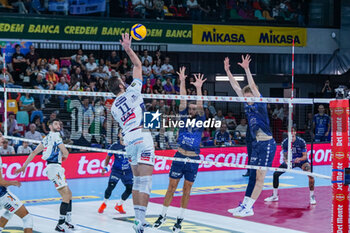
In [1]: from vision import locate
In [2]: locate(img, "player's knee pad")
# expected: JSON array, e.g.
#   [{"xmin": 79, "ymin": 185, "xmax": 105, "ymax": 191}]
[
  {"xmin": 22, "ymin": 214, "xmax": 33, "ymax": 229},
  {"xmin": 139, "ymin": 176, "xmax": 152, "ymax": 195},
  {"xmin": 133, "ymin": 176, "xmax": 141, "ymax": 191},
  {"xmin": 2, "ymin": 211, "xmax": 14, "ymax": 220}
]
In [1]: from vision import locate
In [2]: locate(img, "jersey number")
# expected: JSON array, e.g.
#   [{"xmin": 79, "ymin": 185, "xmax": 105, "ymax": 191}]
[{"xmin": 118, "ymin": 103, "xmax": 131, "ymax": 115}]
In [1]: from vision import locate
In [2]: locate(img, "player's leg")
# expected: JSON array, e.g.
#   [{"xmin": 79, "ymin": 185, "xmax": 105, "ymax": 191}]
[
  {"xmin": 302, "ymin": 162, "xmax": 316, "ymax": 204},
  {"xmin": 264, "ymin": 163, "xmax": 287, "ymax": 202},
  {"xmin": 15, "ymin": 205, "xmax": 33, "ymax": 233},
  {"xmin": 56, "ymin": 186, "xmax": 73, "ymax": 232},
  {"xmin": 98, "ymin": 170, "xmax": 120, "ymax": 213},
  {"xmin": 243, "ymin": 141, "xmax": 252, "ymax": 177},
  {"xmin": 115, "ymin": 170, "xmax": 133, "ymax": 214}
]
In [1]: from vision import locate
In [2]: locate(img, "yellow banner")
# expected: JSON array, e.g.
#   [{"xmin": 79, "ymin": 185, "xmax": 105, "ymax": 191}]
[{"xmin": 192, "ymin": 25, "xmax": 307, "ymax": 47}]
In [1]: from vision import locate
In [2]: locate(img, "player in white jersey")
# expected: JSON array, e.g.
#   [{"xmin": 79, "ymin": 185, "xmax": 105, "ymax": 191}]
[
  {"xmin": 0, "ymin": 157, "xmax": 33, "ymax": 233},
  {"xmin": 108, "ymin": 33, "xmax": 155, "ymax": 233},
  {"xmin": 16, "ymin": 119, "xmax": 74, "ymax": 233}
]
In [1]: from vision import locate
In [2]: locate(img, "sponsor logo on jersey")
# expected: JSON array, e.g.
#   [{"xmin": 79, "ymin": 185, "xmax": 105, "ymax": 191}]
[{"xmin": 140, "ymin": 151, "xmax": 151, "ymax": 161}]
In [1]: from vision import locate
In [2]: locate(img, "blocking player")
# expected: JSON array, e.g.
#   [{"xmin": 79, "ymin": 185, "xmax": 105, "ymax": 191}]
[
  {"xmin": 224, "ymin": 55, "xmax": 277, "ymax": 217},
  {"xmin": 0, "ymin": 159, "xmax": 33, "ymax": 232},
  {"xmin": 98, "ymin": 130, "xmax": 133, "ymax": 214},
  {"xmin": 264, "ymin": 127, "xmax": 316, "ymax": 204},
  {"xmin": 108, "ymin": 33, "xmax": 155, "ymax": 233},
  {"xmin": 153, "ymin": 67, "xmax": 206, "ymax": 232},
  {"xmin": 16, "ymin": 119, "xmax": 74, "ymax": 233}
]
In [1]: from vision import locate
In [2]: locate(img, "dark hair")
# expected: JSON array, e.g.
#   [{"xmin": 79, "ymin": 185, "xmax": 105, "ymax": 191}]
[
  {"xmin": 108, "ymin": 76, "xmax": 124, "ymax": 95},
  {"xmin": 49, "ymin": 118, "xmax": 60, "ymax": 125},
  {"xmin": 9, "ymin": 112, "xmax": 15, "ymax": 116},
  {"xmin": 15, "ymin": 44, "xmax": 21, "ymax": 49}
]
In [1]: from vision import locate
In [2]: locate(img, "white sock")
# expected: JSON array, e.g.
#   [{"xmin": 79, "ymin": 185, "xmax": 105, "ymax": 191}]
[
  {"xmin": 273, "ymin": 188, "xmax": 278, "ymax": 197},
  {"xmin": 138, "ymin": 206, "xmax": 147, "ymax": 223},
  {"xmin": 134, "ymin": 205, "xmax": 141, "ymax": 220},
  {"xmin": 104, "ymin": 198, "xmax": 108, "ymax": 204},
  {"xmin": 178, "ymin": 208, "xmax": 185, "ymax": 219},
  {"xmin": 243, "ymin": 196, "xmax": 249, "ymax": 205},
  {"xmin": 244, "ymin": 197, "xmax": 256, "ymax": 209},
  {"xmin": 161, "ymin": 206, "xmax": 168, "ymax": 217},
  {"xmin": 310, "ymin": 191, "xmax": 314, "ymax": 197},
  {"xmin": 119, "ymin": 200, "xmax": 124, "ymax": 205}
]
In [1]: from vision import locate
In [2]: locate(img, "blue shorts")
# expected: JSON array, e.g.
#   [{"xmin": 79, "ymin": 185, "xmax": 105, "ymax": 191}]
[
  {"xmin": 250, "ymin": 139, "xmax": 276, "ymax": 167},
  {"xmin": 281, "ymin": 160, "xmax": 309, "ymax": 169},
  {"xmin": 169, "ymin": 152, "xmax": 200, "ymax": 183},
  {"xmin": 109, "ymin": 169, "xmax": 133, "ymax": 185}
]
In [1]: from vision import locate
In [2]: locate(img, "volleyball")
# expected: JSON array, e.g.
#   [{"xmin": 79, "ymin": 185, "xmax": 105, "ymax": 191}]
[{"xmin": 131, "ymin": 24, "xmax": 147, "ymax": 41}]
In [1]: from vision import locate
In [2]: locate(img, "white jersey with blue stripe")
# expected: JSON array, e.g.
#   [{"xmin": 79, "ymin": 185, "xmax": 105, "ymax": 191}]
[
  {"xmin": 41, "ymin": 132, "xmax": 63, "ymax": 163},
  {"xmin": 111, "ymin": 79, "xmax": 146, "ymax": 135}
]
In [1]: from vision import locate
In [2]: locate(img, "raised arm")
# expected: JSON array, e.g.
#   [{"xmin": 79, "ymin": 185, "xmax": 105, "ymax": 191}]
[
  {"xmin": 224, "ymin": 57, "xmax": 243, "ymax": 97},
  {"xmin": 177, "ymin": 66, "xmax": 187, "ymax": 112},
  {"xmin": 191, "ymin": 73, "xmax": 206, "ymax": 116},
  {"xmin": 120, "ymin": 33, "xmax": 142, "ymax": 81},
  {"xmin": 15, "ymin": 143, "xmax": 44, "ymax": 174},
  {"xmin": 238, "ymin": 54, "xmax": 260, "ymax": 97}
]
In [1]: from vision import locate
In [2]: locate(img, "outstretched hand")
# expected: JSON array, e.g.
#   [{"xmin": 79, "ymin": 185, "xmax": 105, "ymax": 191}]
[
  {"xmin": 191, "ymin": 73, "xmax": 207, "ymax": 89},
  {"xmin": 15, "ymin": 166, "xmax": 25, "ymax": 175},
  {"xmin": 176, "ymin": 66, "xmax": 187, "ymax": 82},
  {"xmin": 238, "ymin": 54, "xmax": 251, "ymax": 69},
  {"xmin": 120, "ymin": 33, "xmax": 132, "ymax": 50},
  {"xmin": 224, "ymin": 57, "xmax": 231, "ymax": 72}
]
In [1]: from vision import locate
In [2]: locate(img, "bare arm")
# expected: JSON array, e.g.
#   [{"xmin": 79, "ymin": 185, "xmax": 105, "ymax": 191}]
[
  {"xmin": 120, "ymin": 33, "xmax": 142, "ymax": 82},
  {"xmin": 191, "ymin": 73, "xmax": 207, "ymax": 116},
  {"xmin": 224, "ymin": 57, "xmax": 243, "ymax": 97},
  {"xmin": 101, "ymin": 155, "xmax": 111, "ymax": 174},
  {"xmin": 15, "ymin": 143, "xmax": 44, "ymax": 174},
  {"xmin": 178, "ymin": 67, "xmax": 187, "ymax": 112},
  {"xmin": 0, "ymin": 172, "xmax": 21, "ymax": 188},
  {"xmin": 58, "ymin": 143, "xmax": 69, "ymax": 158},
  {"xmin": 238, "ymin": 54, "xmax": 260, "ymax": 97}
]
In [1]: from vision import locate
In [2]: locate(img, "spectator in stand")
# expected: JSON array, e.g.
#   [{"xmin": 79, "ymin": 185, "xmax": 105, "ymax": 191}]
[
  {"xmin": 38, "ymin": 59, "xmax": 48, "ymax": 76},
  {"xmin": 47, "ymin": 57, "xmax": 58, "ymax": 72},
  {"xmin": 271, "ymin": 104, "xmax": 284, "ymax": 142},
  {"xmin": 0, "ymin": 132, "xmax": 4, "ymax": 147},
  {"xmin": 42, "ymin": 112, "xmax": 57, "ymax": 135},
  {"xmin": 55, "ymin": 76, "xmax": 69, "ymax": 108},
  {"xmin": 24, "ymin": 124, "xmax": 43, "ymax": 147},
  {"xmin": 96, "ymin": 77, "xmax": 108, "ymax": 92},
  {"xmin": 187, "ymin": 0, "xmax": 202, "ymax": 20},
  {"xmin": 99, "ymin": 58, "xmax": 110, "ymax": 76},
  {"xmin": 12, "ymin": 44, "xmax": 27, "ymax": 82},
  {"xmin": 225, "ymin": 111, "xmax": 237, "ymax": 130},
  {"xmin": 141, "ymin": 49, "xmax": 153, "ymax": 64},
  {"xmin": 154, "ymin": 0, "xmax": 165, "ymax": 20},
  {"xmin": 0, "ymin": 140, "xmax": 15, "ymax": 155},
  {"xmin": 31, "ymin": 116, "xmax": 44, "ymax": 135},
  {"xmin": 71, "ymin": 54, "xmax": 86, "ymax": 72},
  {"xmin": 119, "ymin": 57, "xmax": 131, "ymax": 76},
  {"xmin": 26, "ymin": 62, "xmax": 39, "ymax": 82},
  {"xmin": 59, "ymin": 68, "xmax": 71, "ymax": 85},
  {"xmin": 70, "ymin": 67, "xmax": 83, "ymax": 89},
  {"xmin": 214, "ymin": 123, "xmax": 232, "ymax": 146},
  {"xmin": 201, "ymin": 128, "xmax": 211, "ymax": 146},
  {"xmin": 163, "ymin": 77, "xmax": 175, "ymax": 94},
  {"xmin": 86, "ymin": 57, "xmax": 98, "ymax": 74},
  {"xmin": 153, "ymin": 78, "xmax": 165, "ymax": 94},
  {"xmin": 107, "ymin": 51, "xmax": 120, "ymax": 70},
  {"xmin": 71, "ymin": 49, "xmax": 88, "ymax": 63},
  {"xmin": 32, "ymin": 73, "xmax": 50, "ymax": 109},
  {"xmin": 83, "ymin": 73, "xmax": 96, "ymax": 89},
  {"xmin": 236, "ymin": 118, "xmax": 248, "ymax": 139},
  {"xmin": 59, "ymin": 120, "xmax": 73, "ymax": 147},
  {"xmin": 19, "ymin": 93, "xmax": 36, "ymax": 112},
  {"xmin": 17, "ymin": 141, "xmax": 33, "ymax": 154},
  {"xmin": 321, "ymin": 80, "xmax": 333, "ymax": 98},
  {"xmin": 7, "ymin": 113, "xmax": 20, "ymax": 137},
  {"xmin": 133, "ymin": 0, "xmax": 146, "ymax": 18},
  {"xmin": 313, "ymin": 104, "xmax": 331, "ymax": 142},
  {"xmin": 0, "ymin": 68, "xmax": 22, "ymax": 88},
  {"xmin": 159, "ymin": 99, "xmax": 169, "ymax": 114},
  {"xmin": 93, "ymin": 66, "xmax": 109, "ymax": 80},
  {"xmin": 153, "ymin": 50, "xmax": 163, "ymax": 62},
  {"xmin": 174, "ymin": 77, "xmax": 180, "ymax": 94},
  {"xmin": 152, "ymin": 59, "xmax": 163, "ymax": 80},
  {"xmin": 142, "ymin": 59, "xmax": 154, "ymax": 83},
  {"xmin": 147, "ymin": 99, "xmax": 158, "ymax": 112},
  {"xmin": 142, "ymin": 78, "xmax": 153, "ymax": 93},
  {"xmin": 25, "ymin": 45, "xmax": 39, "ymax": 66},
  {"xmin": 46, "ymin": 67, "xmax": 58, "ymax": 90},
  {"xmin": 161, "ymin": 57, "xmax": 175, "ymax": 79},
  {"xmin": 215, "ymin": 109, "xmax": 225, "ymax": 122}
]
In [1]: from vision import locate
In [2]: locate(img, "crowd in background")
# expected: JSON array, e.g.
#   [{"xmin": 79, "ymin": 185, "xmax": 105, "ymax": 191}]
[{"xmin": 0, "ymin": 0, "xmax": 308, "ymax": 25}]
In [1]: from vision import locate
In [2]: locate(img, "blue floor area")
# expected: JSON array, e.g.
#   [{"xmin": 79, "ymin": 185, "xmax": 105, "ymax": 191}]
[{"xmin": 9, "ymin": 165, "xmax": 332, "ymax": 206}]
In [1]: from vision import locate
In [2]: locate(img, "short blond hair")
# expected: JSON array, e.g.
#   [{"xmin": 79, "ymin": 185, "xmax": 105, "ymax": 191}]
[{"xmin": 242, "ymin": 85, "xmax": 259, "ymax": 95}]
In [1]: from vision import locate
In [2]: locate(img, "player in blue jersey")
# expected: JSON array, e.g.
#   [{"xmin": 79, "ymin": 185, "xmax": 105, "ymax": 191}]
[
  {"xmin": 313, "ymin": 105, "xmax": 330, "ymax": 142},
  {"xmin": 16, "ymin": 119, "xmax": 74, "ymax": 233},
  {"xmin": 264, "ymin": 127, "xmax": 316, "ymax": 204},
  {"xmin": 153, "ymin": 67, "xmax": 206, "ymax": 232},
  {"xmin": 98, "ymin": 130, "xmax": 133, "ymax": 214},
  {"xmin": 224, "ymin": 55, "xmax": 277, "ymax": 217},
  {"xmin": 0, "ymin": 158, "xmax": 33, "ymax": 232}
]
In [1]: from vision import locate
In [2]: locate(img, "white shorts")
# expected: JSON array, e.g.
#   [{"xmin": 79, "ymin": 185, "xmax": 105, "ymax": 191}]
[
  {"xmin": 0, "ymin": 190, "xmax": 23, "ymax": 214},
  {"xmin": 46, "ymin": 164, "xmax": 68, "ymax": 190},
  {"xmin": 124, "ymin": 129, "xmax": 155, "ymax": 166}
]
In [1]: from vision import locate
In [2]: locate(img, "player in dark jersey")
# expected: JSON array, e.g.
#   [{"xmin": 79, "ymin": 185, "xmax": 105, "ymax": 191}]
[
  {"xmin": 313, "ymin": 105, "xmax": 330, "ymax": 142},
  {"xmin": 153, "ymin": 67, "xmax": 206, "ymax": 232},
  {"xmin": 264, "ymin": 127, "xmax": 316, "ymax": 204},
  {"xmin": 224, "ymin": 55, "xmax": 277, "ymax": 217},
  {"xmin": 98, "ymin": 130, "xmax": 133, "ymax": 214}
]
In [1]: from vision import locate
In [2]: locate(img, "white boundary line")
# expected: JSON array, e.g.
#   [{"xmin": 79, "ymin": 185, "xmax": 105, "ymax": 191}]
[{"xmin": 5, "ymin": 136, "xmax": 331, "ymax": 180}]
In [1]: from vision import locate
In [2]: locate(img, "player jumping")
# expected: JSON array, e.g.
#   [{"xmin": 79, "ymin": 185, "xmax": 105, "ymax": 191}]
[
  {"xmin": 264, "ymin": 127, "xmax": 316, "ymax": 204},
  {"xmin": 16, "ymin": 119, "xmax": 74, "ymax": 232},
  {"xmin": 224, "ymin": 55, "xmax": 277, "ymax": 217},
  {"xmin": 153, "ymin": 67, "xmax": 206, "ymax": 232},
  {"xmin": 98, "ymin": 129, "xmax": 133, "ymax": 214},
  {"xmin": 108, "ymin": 33, "xmax": 155, "ymax": 233},
  {"xmin": 0, "ymin": 159, "xmax": 33, "ymax": 232}
]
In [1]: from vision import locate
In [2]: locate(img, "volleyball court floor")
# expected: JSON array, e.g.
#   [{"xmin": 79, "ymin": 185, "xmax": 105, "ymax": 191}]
[{"xmin": 2, "ymin": 165, "xmax": 331, "ymax": 233}]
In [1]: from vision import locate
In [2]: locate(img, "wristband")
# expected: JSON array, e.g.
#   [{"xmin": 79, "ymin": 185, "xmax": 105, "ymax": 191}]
[{"xmin": 104, "ymin": 167, "xmax": 109, "ymax": 172}]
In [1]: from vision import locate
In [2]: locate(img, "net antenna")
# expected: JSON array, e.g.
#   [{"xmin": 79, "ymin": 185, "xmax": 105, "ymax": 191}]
[{"xmin": 287, "ymin": 39, "xmax": 295, "ymax": 170}]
